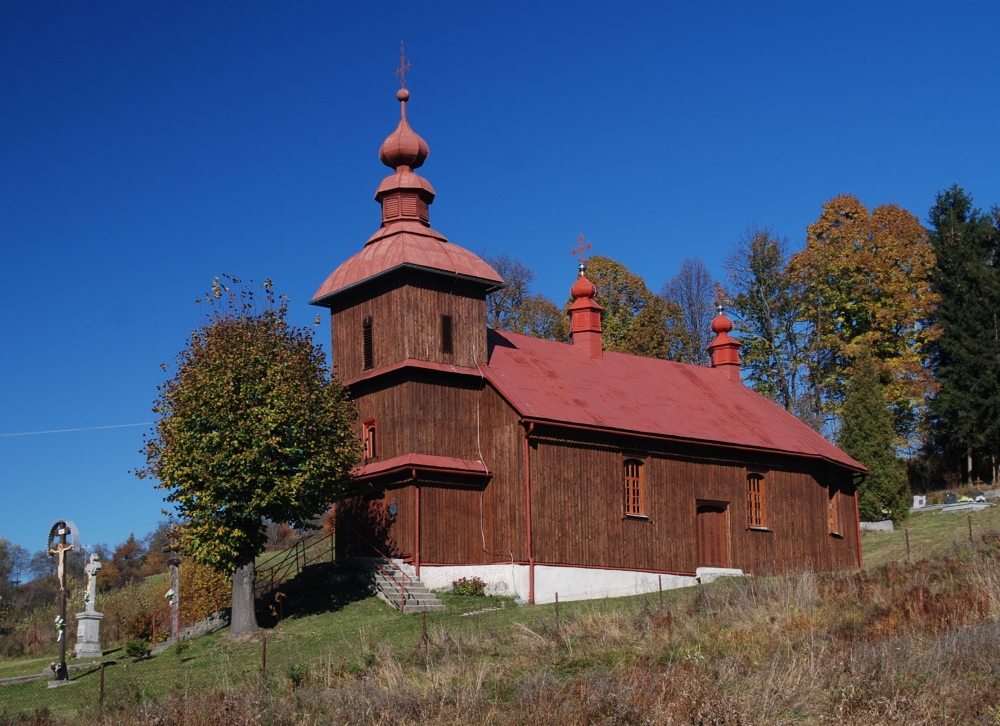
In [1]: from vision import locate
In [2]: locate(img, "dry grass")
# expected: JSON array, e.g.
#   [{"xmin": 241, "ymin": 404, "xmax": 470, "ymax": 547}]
[{"xmin": 9, "ymin": 537, "xmax": 1000, "ymax": 724}]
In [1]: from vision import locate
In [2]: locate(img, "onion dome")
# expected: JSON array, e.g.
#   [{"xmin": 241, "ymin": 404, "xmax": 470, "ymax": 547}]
[
  {"xmin": 571, "ymin": 263, "xmax": 598, "ymax": 299},
  {"xmin": 706, "ymin": 306, "xmax": 741, "ymax": 380},
  {"xmin": 710, "ymin": 312, "xmax": 733, "ymax": 334},
  {"xmin": 378, "ymin": 89, "xmax": 429, "ymax": 170}
]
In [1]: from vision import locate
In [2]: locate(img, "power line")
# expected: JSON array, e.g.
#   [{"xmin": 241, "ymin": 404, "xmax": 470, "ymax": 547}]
[{"xmin": 0, "ymin": 422, "xmax": 153, "ymax": 438}]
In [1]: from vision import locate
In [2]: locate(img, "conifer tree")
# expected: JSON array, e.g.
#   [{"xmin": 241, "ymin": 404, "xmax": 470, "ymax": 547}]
[
  {"xmin": 840, "ymin": 354, "xmax": 909, "ymax": 522},
  {"xmin": 926, "ymin": 185, "xmax": 1000, "ymax": 483}
]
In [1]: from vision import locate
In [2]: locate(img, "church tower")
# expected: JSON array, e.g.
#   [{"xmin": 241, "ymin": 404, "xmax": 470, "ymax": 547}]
[{"xmin": 311, "ymin": 88, "xmax": 503, "ymax": 381}]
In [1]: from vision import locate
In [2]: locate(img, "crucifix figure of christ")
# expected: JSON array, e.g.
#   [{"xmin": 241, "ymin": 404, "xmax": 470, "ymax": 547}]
[{"xmin": 47, "ymin": 520, "xmax": 82, "ymax": 681}]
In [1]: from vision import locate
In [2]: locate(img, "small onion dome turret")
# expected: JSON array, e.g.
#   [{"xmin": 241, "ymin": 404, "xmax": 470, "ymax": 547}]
[{"xmin": 379, "ymin": 88, "xmax": 429, "ymax": 170}]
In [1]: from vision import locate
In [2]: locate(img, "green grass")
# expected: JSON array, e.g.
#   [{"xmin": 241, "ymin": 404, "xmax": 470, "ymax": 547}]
[
  {"xmin": 4, "ymin": 509, "xmax": 1000, "ymax": 720},
  {"xmin": 862, "ymin": 502, "xmax": 1000, "ymax": 569},
  {"xmin": 0, "ymin": 585, "xmax": 691, "ymax": 718}
]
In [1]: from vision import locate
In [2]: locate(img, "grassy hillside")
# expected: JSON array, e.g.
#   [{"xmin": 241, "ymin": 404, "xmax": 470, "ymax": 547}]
[{"xmin": 3, "ymin": 508, "xmax": 1000, "ymax": 724}]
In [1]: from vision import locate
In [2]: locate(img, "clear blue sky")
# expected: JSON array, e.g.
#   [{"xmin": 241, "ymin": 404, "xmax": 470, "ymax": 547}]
[{"xmin": 2, "ymin": 1, "xmax": 999, "ymax": 554}]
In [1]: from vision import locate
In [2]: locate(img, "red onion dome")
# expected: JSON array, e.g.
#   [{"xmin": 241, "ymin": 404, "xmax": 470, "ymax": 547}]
[
  {"xmin": 711, "ymin": 312, "xmax": 734, "ymax": 334},
  {"xmin": 379, "ymin": 88, "xmax": 429, "ymax": 170}
]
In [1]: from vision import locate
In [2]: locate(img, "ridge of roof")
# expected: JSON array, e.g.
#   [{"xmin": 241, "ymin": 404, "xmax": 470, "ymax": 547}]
[{"xmin": 483, "ymin": 329, "xmax": 866, "ymax": 473}]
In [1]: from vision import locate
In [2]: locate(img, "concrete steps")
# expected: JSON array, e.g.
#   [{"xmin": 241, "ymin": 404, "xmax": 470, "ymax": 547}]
[{"xmin": 361, "ymin": 558, "xmax": 444, "ymax": 613}]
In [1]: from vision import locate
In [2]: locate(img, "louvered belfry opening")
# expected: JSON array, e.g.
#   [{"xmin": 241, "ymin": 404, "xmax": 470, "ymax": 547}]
[
  {"xmin": 362, "ymin": 315, "xmax": 374, "ymax": 370},
  {"xmin": 441, "ymin": 314, "xmax": 453, "ymax": 354}
]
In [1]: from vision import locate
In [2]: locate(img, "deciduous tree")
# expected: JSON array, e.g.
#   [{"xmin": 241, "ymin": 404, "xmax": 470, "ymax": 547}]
[
  {"xmin": 483, "ymin": 253, "xmax": 566, "ymax": 340},
  {"xmin": 662, "ymin": 257, "xmax": 717, "ymax": 365},
  {"xmin": 138, "ymin": 277, "xmax": 360, "ymax": 635},
  {"xmin": 788, "ymin": 195, "xmax": 939, "ymax": 443},
  {"xmin": 724, "ymin": 226, "xmax": 808, "ymax": 418}
]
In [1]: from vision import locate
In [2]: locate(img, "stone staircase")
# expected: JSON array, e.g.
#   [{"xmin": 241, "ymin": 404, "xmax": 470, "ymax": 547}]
[{"xmin": 363, "ymin": 558, "xmax": 444, "ymax": 613}]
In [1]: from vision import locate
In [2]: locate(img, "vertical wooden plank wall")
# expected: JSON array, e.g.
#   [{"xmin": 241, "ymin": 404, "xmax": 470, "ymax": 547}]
[{"xmin": 328, "ymin": 272, "xmax": 488, "ymax": 381}]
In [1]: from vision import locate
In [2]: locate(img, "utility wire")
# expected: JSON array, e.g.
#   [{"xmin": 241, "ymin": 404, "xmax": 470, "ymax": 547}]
[{"xmin": 0, "ymin": 422, "xmax": 153, "ymax": 438}]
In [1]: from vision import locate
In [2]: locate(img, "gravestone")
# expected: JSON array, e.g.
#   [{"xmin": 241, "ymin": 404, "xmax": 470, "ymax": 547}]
[
  {"xmin": 945, "ymin": 493, "xmax": 958, "ymax": 505},
  {"xmin": 74, "ymin": 554, "xmax": 103, "ymax": 659}
]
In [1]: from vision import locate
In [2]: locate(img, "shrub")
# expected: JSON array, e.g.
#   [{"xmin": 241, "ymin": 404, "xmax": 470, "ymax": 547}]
[
  {"xmin": 125, "ymin": 638, "xmax": 150, "ymax": 658},
  {"xmin": 173, "ymin": 639, "xmax": 190, "ymax": 660},
  {"xmin": 451, "ymin": 576, "xmax": 486, "ymax": 597}
]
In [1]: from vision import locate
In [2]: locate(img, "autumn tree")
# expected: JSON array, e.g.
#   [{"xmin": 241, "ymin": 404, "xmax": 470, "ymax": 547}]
[
  {"xmin": 483, "ymin": 253, "xmax": 566, "ymax": 340},
  {"xmin": 138, "ymin": 277, "xmax": 360, "ymax": 635},
  {"xmin": 662, "ymin": 257, "xmax": 717, "ymax": 364},
  {"xmin": 840, "ymin": 354, "xmax": 910, "ymax": 522},
  {"xmin": 788, "ymin": 195, "xmax": 939, "ymax": 443},
  {"xmin": 724, "ymin": 226, "xmax": 808, "ymax": 418},
  {"xmin": 575, "ymin": 255, "xmax": 687, "ymax": 360},
  {"xmin": 926, "ymin": 185, "xmax": 1000, "ymax": 483}
]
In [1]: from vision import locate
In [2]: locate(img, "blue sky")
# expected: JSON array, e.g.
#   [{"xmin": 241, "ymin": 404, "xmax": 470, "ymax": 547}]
[{"xmin": 2, "ymin": 1, "xmax": 999, "ymax": 554}]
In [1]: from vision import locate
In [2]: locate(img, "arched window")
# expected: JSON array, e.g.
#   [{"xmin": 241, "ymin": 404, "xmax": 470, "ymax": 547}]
[
  {"xmin": 362, "ymin": 315, "xmax": 373, "ymax": 371},
  {"xmin": 363, "ymin": 419, "xmax": 377, "ymax": 460},
  {"xmin": 623, "ymin": 459, "xmax": 644, "ymax": 517},
  {"xmin": 747, "ymin": 472, "xmax": 766, "ymax": 528}
]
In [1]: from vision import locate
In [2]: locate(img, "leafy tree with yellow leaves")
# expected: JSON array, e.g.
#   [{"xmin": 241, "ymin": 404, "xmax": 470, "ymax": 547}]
[
  {"xmin": 788, "ymin": 195, "xmax": 939, "ymax": 443},
  {"xmin": 138, "ymin": 277, "xmax": 360, "ymax": 635}
]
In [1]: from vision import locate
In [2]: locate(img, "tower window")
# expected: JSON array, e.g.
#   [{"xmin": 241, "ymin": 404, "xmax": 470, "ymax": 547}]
[
  {"xmin": 747, "ymin": 472, "xmax": 766, "ymax": 528},
  {"xmin": 623, "ymin": 459, "xmax": 644, "ymax": 517},
  {"xmin": 362, "ymin": 315, "xmax": 373, "ymax": 371},
  {"xmin": 442, "ymin": 315, "xmax": 453, "ymax": 354},
  {"xmin": 363, "ymin": 419, "xmax": 377, "ymax": 460}
]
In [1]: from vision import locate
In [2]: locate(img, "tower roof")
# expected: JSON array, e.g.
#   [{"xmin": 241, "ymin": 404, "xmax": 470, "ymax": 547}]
[{"xmin": 311, "ymin": 88, "xmax": 503, "ymax": 307}]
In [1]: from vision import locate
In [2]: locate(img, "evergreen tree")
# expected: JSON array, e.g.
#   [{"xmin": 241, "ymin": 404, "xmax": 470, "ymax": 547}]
[
  {"xmin": 840, "ymin": 355, "xmax": 910, "ymax": 522},
  {"xmin": 926, "ymin": 185, "xmax": 1000, "ymax": 483}
]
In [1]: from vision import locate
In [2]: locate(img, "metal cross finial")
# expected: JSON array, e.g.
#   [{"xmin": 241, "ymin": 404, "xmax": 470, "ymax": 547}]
[
  {"xmin": 571, "ymin": 234, "xmax": 592, "ymax": 266},
  {"xmin": 395, "ymin": 41, "xmax": 411, "ymax": 88}
]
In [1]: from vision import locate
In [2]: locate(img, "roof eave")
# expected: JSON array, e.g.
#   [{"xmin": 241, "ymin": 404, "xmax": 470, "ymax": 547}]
[{"xmin": 310, "ymin": 262, "xmax": 504, "ymax": 308}]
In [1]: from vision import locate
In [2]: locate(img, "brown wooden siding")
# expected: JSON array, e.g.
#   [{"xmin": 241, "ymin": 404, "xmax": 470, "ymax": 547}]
[
  {"xmin": 327, "ymin": 271, "xmax": 488, "ymax": 380},
  {"xmin": 337, "ymin": 364, "xmax": 859, "ymax": 576}
]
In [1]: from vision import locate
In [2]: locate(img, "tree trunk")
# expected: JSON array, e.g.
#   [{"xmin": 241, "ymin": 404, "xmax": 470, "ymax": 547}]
[{"xmin": 230, "ymin": 558, "xmax": 257, "ymax": 636}]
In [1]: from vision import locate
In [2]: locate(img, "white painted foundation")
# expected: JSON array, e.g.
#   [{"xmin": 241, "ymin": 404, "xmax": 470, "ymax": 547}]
[{"xmin": 403, "ymin": 561, "xmax": 701, "ymax": 604}]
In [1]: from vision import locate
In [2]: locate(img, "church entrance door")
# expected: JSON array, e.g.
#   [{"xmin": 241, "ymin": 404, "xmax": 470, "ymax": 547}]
[{"xmin": 696, "ymin": 502, "xmax": 730, "ymax": 568}]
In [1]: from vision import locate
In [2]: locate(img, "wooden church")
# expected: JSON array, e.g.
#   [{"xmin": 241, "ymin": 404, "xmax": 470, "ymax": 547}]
[{"xmin": 311, "ymin": 87, "xmax": 866, "ymax": 604}]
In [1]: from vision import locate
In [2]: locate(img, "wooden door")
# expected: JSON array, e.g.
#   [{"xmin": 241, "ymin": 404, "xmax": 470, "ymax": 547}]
[{"xmin": 697, "ymin": 503, "xmax": 730, "ymax": 568}]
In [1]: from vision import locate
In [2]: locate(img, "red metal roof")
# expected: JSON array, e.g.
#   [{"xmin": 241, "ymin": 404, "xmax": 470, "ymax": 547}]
[
  {"xmin": 482, "ymin": 330, "xmax": 865, "ymax": 472},
  {"xmin": 311, "ymin": 221, "xmax": 503, "ymax": 303},
  {"xmin": 354, "ymin": 453, "xmax": 490, "ymax": 478}
]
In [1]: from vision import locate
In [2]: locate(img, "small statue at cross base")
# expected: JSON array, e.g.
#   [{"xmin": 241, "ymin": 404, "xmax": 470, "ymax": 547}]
[{"xmin": 83, "ymin": 554, "xmax": 101, "ymax": 613}]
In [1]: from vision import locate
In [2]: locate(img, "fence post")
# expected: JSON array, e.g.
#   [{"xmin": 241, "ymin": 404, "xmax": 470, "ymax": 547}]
[
  {"xmin": 658, "ymin": 575, "xmax": 663, "ymax": 610},
  {"xmin": 99, "ymin": 663, "xmax": 105, "ymax": 711},
  {"xmin": 555, "ymin": 592, "xmax": 560, "ymax": 631},
  {"xmin": 969, "ymin": 515, "xmax": 974, "ymax": 542},
  {"xmin": 262, "ymin": 633, "xmax": 267, "ymax": 680},
  {"xmin": 905, "ymin": 528, "xmax": 911, "ymax": 563}
]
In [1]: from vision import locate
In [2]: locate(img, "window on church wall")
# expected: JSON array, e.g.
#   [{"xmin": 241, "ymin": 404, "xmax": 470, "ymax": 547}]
[
  {"xmin": 441, "ymin": 315, "xmax": 453, "ymax": 354},
  {"xmin": 623, "ymin": 459, "xmax": 645, "ymax": 517},
  {"xmin": 828, "ymin": 487, "xmax": 841, "ymax": 536},
  {"xmin": 362, "ymin": 315, "xmax": 373, "ymax": 370},
  {"xmin": 363, "ymin": 419, "xmax": 378, "ymax": 460},
  {"xmin": 747, "ymin": 472, "xmax": 766, "ymax": 528}
]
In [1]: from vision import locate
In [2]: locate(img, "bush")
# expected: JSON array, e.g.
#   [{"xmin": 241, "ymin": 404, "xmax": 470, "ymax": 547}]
[
  {"xmin": 451, "ymin": 577, "xmax": 486, "ymax": 597},
  {"xmin": 125, "ymin": 638, "xmax": 150, "ymax": 658},
  {"xmin": 173, "ymin": 639, "xmax": 190, "ymax": 660}
]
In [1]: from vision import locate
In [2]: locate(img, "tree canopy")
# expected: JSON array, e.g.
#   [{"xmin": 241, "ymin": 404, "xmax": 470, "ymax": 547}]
[
  {"xmin": 788, "ymin": 195, "xmax": 939, "ymax": 443},
  {"xmin": 138, "ymin": 277, "xmax": 360, "ymax": 633},
  {"xmin": 483, "ymin": 253, "xmax": 566, "ymax": 340},
  {"xmin": 662, "ymin": 257, "xmax": 717, "ymax": 365}
]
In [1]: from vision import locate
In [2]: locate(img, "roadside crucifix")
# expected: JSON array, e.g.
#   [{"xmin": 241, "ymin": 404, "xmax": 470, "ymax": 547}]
[{"xmin": 47, "ymin": 520, "xmax": 83, "ymax": 681}]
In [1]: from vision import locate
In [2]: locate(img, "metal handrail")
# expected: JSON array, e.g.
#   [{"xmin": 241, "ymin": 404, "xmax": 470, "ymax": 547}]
[{"xmin": 254, "ymin": 530, "xmax": 335, "ymax": 598}]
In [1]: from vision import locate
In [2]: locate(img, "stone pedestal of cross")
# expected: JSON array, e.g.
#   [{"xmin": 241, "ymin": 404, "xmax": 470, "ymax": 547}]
[
  {"xmin": 164, "ymin": 546, "xmax": 181, "ymax": 641},
  {"xmin": 74, "ymin": 553, "xmax": 103, "ymax": 659}
]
